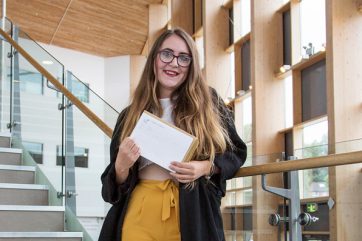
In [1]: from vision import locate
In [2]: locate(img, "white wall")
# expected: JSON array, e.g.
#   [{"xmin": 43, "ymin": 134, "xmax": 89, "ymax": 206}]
[
  {"xmin": 105, "ymin": 56, "xmax": 130, "ymax": 111},
  {"xmin": 40, "ymin": 43, "xmax": 131, "ymax": 125},
  {"xmin": 40, "ymin": 44, "xmax": 106, "ymax": 98}
]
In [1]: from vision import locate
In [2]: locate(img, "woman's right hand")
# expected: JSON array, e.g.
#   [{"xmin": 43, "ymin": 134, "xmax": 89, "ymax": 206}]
[{"xmin": 115, "ymin": 137, "xmax": 140, "ymax": 183}]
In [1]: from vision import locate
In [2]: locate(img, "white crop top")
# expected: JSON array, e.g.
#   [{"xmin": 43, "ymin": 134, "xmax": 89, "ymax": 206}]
[{"xmin": 138, "ymin": 98, "xmax": 174, "ymax": 170}]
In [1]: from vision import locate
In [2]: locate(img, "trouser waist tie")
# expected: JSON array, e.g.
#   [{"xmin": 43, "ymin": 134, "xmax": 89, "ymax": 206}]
[{"xmin": 157, "ymin": 180, "xmax": 179, "ymax": 223}]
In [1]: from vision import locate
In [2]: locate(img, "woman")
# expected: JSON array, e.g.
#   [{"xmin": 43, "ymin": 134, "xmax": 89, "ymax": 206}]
[{"xmin": 99, "ymin": 28, "xmax": 247, "ymax": 241}]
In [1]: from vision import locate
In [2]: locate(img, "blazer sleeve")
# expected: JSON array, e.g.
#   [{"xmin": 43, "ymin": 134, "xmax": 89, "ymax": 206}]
[
  {"xmin": 101, "ymin": 108, "xmax": 134, "ymax": 204},
  {"xmin": 209, "ymin": 88, "xmax": 247, "ymax": 196}
]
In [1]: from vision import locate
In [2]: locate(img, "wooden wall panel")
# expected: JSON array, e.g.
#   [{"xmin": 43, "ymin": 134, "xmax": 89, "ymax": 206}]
[
  {"xmin": 193, "ymin": 0, "xmax": 203, "ymax": 33},
  {"xmin": 148, "ymin": 4, "xmax": 168, "ymax": 52},
  {"xmin": 250, "ymin": 0, "xmax": 285, "ymax": 241},
  {"xmin": 130, "ymin": 55, "xmax": 147, "ymax": 95},
  {"xmin": 326, "ymin": 0, "xmax": 362, "ymax": 240},
  {"xmin": 290, "ymin": 0, "xmax": 302, "ymax": 65},
  {"xmin": 130, "ymin": 3, "xmax": 166, "ymax": 103},
  {"xmin": 204, "ymin": 0, "xmax": 231, "ymax": 99},
  {"xmin": 171, "ymin": 0, "xmax": 193, "ymax": 35}
]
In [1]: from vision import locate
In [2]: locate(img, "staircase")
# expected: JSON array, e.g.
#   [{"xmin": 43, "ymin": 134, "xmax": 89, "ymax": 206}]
[{"xmin": 0, "ymin": 133, "xmax": 83, "ymax": 241}]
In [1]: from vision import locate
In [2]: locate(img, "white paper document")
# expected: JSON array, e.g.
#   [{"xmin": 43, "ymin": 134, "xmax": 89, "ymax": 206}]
[{"xmin": 130, "ymin": 111, "xmax": 198, "ymax": 171}]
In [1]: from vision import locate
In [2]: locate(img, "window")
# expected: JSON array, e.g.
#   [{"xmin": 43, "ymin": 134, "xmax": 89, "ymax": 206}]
[
  {"xmin": 302, "ymin": 235, "xmax": 329, "ymax": 241},
  {"xmin": 195, "ymin": 36, "xmax": 204, "ymax": 69},
  {"xmin": 240, "ymin": 95, "xmax": 252, "ymax": 144},
  {"xmin": 19, "ymin": 70, "xmax": 44, "ymax": 95},
  {"xmin": 282, "ymin": 9, "xmax": 292, "ymax": 66},
  {"xmin": 56, "ymin": 145, "xmax": 89, "ymax": 168},
  {"xmin": 301, "ymin": 60, "xmax": 326, "ymax": 121},
  {"xmin": 299, "ymin": 120, "xmax": 329, "ymax": 198},
  {"xmin": 240, "ymin": 0, "xmax": 251, "ymax": 37},
  {"xmin": 229, "ymin": 7, "xmax": 234, "ymax": 46},
  {"xmin": 226, "ymin": 95, "xmax": 252, "ymax": 208},
  {"xmin": 71, "ymin": 78, "xmax": 89, "ymax": 103},
  {"xmin": 241, "ymin": 40, "xmax": 251, "ymax": 91},
  {"xmin": 56, "ymin": 146, "xmax": 64, "ymax": 166},
  {"xmin": 242, "ymin": 207, "xmax": 253, "ymax": 231},
  {"xmin": 300, "ymin": 0, "xmax": 326, "ymax": 58},
  {"xmin": 284, "ymin": 130, "xmax": 293, "ymax": 159},
  {"xmin": 228, "ymin": 52, "xmax": 235, "ymax": 99},
  {"xmin": 192, "ymin": 0, "xmax": 203, "ymax": 33},
  {"xmin": 23, "ymin": 141, "xmax": 43, "ymax": 164},
  {"xmin": 237, "ymin": 95, "xmax": 252, "ymax": 187},
  {"xmin": 302, "ymin": 203, "xmax": 329, "ymax": 232},
  {"xmin": 284, "ymin": 75, "xmax": 293, "ymax": 128}
]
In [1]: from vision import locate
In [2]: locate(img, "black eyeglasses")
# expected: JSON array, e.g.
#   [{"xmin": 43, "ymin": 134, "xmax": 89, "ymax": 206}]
[{"xmin": 158, "ymin": 49, "xmax": 192, "ymax": 67}]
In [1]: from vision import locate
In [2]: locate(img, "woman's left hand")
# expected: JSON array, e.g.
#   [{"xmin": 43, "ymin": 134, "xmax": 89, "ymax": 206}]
[{"xmin": 169, "ymin": 160, "xmax": 211, "ymax": 183}]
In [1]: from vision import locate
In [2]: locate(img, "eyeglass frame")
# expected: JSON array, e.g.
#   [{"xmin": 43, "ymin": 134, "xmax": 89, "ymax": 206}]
[{"xmin": 157, "ymin": 49, "xmax": 192, "ymax": 67}]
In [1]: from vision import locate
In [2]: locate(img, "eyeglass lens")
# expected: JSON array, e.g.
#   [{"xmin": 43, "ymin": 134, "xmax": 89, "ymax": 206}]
[{"xmin": 159, "ymin": 50, "xmax": 191, "ymax": 67}]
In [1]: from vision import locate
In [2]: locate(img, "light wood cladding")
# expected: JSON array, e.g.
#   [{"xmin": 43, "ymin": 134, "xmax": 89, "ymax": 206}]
[
  {"xmin": 193, "ymin": 0, "xmax": 203, "ymax": 33},
  {"xmin": 170, "ymin": 0, "xmax": 193, "ymax": 35},
  {"xmin": 222, "ymin": 0, "xmax": 233, "ymax": 9},
  {"xmin": 326, "ymin": 0, "xmax": 362, "ymax": 241},
  {"xmin": 130, "ymin": 55, "xmax": 147, "ymax": 95},
  {"xmin": 1, "ymin": 0, "xmax": 163, "ymax": 57},
  {"xmin": 276, "ymin": 1, "xmax": 291, "ymax": 13},
  {"xmin": 204, "ymin": 1, "xmax": 231, "ymax": 99},
  {"xmin": 290, "ymin": 1, "xmax": 302, "ymax": 65},
  {"xmin": 236, "ymin": 151, "xmax": 362, "ymax": 177},
  {"xmin": 292, "ymin": 51, "xmax": 326, "ymax": 71},
  {"xmin": 148, "ymin": 4, "xmax": 168, "ymax": 53},
  {"xmin": 250, "ymin": 1, "xmax": 288, "ymax": 241}
]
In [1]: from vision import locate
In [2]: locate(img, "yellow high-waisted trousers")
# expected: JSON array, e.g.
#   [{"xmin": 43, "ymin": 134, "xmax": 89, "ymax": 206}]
[{"xmin": 122, "ymin": 179, "xmax": 180, "ymax": 241}]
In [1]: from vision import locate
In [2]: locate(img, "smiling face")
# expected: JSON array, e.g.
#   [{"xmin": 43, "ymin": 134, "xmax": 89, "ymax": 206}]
[{"xmin": 155, "ymin": 34, "xmax": 191, "ymax": 98}]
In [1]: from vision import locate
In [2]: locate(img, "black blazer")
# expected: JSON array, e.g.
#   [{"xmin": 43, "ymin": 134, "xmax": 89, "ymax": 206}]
[{"xmin": 98, "ymin": 89, "xmax": 247, "ymax": 241}]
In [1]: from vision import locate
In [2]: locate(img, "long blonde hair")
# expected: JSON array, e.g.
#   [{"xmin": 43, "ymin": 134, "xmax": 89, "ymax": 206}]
[{"xmin": 120, "ymin": 28, "xmax": 229, "ymax": 172}]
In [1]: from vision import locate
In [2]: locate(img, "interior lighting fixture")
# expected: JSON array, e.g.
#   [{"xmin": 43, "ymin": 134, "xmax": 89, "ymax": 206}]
[
  {"xmin": 279, "ymin": 65, "xmax": 291, "ymax": 73},
  {"xmin": 224, "ymin": 97, "xmax": 233, "ymax": 105},
  {"xmin": 319, "ymin": 43, "xmax": 326, "ymax": 52},
  {"xmin": 42, "ymin": 60, "xmax": 53, "ymax": 65},
  {"xmin": 236, "ymin": 89, "xmax": 246, "ymax": 97}
]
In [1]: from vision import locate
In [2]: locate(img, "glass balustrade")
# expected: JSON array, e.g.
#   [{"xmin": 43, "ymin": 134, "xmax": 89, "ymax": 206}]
[
  {"xmin": 66, "ymin": 71, "xmax": 119, "ymax": 129},
  {"xmin": 0, "ymin": 18, "xmax": 119, "ymax": 240},
  {"xmin": 0, "ymin": 19, "xmax": 13, "ymax": 133},
  {"xmin": 0, "ymin": 18, "xmax": 65, "ymax": 205},
  {"xmin": 62, "ymin": 73, "xmax": 116, "ymax": 240}
]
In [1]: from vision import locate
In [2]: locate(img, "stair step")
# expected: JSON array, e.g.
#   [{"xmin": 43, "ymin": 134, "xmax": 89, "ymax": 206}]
[
  {"xmin": 0, "ymin": 133, "xmax": 11, "ymax": 148},
  {"xmin": 0, "ymin": 232, "xmax": 82, "ymax": 241},
  {"xmin": 0, "ymin": 165, "xmax": 35, "ymax": 184},
  {"xmin": 0, "ymin": 183, "xmax": 49, "ymax": 205},
  {"xmin": 0, "ymin": 148, "xmax": 22, "ymax": 165},
  {"xmin": 0, "ymin": 205, "xmax": 65, "ymax": 232}
]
